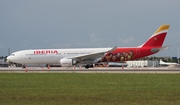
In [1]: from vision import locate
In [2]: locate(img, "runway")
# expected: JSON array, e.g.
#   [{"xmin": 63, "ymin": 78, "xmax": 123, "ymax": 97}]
[{"xmin": 0, "ymin": 67, "xmax": 180, "ymax": 73}]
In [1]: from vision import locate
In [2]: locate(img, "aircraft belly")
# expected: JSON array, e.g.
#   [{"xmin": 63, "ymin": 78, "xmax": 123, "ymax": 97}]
[{"xmin": 22, "ymin": 55, "xmax": 60, "ymax": 64}]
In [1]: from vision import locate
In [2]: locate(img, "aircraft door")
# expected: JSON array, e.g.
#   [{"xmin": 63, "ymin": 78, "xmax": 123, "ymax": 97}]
[{"xmin": 136, "ymin": 48, "xmax": 140, "ymax": 55}]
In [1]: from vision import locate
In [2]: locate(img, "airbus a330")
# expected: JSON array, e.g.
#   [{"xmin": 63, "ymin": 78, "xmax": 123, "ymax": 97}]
[{"xmin": 7, "ymin": 24, "xmax": 170, "ymax": 69}]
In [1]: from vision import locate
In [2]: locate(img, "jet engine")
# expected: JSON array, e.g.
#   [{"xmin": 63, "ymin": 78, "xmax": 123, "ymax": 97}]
[{"xmin": 60, "ymin": 58, "xmax": 77, "ymax": 67}]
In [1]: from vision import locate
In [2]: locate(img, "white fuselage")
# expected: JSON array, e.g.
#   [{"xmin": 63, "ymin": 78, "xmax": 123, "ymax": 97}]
[{"xmin": 7, "ymin": 48, "xmax": 111, "ymax": 64}]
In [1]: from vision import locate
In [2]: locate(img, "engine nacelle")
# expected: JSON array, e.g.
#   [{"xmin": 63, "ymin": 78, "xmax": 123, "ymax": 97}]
[{"xmin": 60, "ymin": 58, "xmax": 77, "ymax": 67}]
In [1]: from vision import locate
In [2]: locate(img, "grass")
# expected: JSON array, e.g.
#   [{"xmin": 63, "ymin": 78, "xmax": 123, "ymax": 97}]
[{"xmin": 0, "ymin": 73, "xmax": 180, "ymax": 105}]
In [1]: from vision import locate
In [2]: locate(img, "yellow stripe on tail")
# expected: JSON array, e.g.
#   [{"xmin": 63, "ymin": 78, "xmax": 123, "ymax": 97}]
[{"xmin": 154, "ymin": 24, "xmax": 170, "ymax": 34}]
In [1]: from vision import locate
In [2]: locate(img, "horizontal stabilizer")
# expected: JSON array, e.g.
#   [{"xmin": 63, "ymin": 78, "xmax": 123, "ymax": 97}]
[{"xmin": 158, "ymin": 46, "xmax": 169, "ymax": 52}]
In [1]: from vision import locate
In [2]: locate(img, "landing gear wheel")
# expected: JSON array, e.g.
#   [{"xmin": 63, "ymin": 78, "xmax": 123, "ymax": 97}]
[
  {"xmin": 85, "ymin": 65, "xmax": 89, "ymax": 69},
  {"xmin": 85, "ymin": 64, "xmax": 93, "ymax": 69}
]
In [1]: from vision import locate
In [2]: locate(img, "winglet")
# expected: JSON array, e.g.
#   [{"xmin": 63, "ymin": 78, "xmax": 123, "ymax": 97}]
[{"xmin": 108, "ymin": 46, "xmax": 117, "ymax": 52}]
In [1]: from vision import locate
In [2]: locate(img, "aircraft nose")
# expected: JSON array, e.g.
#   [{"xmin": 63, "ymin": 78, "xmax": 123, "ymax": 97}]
[
  {"xmin": 6, "ymin": 56, "xmax": 11, "ymax": 62},
  {"xmin": 6, "ymin": 56, "xmax": 15, "ymax": 62}
]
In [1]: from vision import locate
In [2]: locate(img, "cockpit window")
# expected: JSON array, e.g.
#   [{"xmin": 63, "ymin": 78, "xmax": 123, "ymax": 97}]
[{"xmin": 11, "ymin": 54, "xmax": 15, "ymax": 56}]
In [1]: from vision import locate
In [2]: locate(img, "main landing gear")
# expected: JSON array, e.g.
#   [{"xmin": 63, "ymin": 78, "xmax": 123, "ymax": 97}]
[{"xmin": 85, "ymin": 64, "xmax": 93, "ymax": 69}]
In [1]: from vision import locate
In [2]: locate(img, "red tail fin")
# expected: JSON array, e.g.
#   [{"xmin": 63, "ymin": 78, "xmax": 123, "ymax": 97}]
[{"xmin": 140, "ymin": 24, "xmax": 170, "ymax": 47}]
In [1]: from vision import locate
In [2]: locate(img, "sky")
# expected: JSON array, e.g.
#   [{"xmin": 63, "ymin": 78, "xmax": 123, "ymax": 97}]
[{"xmin": 0, "ymin": 0, "xmax": 180, "ymax": 57}]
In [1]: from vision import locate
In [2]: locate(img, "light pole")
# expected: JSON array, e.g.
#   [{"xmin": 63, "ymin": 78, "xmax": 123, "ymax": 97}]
[
  {"xmin": 8, "ymin": 47, "xmax": 10, "ymax": 56},
  {"xmin": 178, "ymin": 48, "xmax": 179, "ymax": 64}
]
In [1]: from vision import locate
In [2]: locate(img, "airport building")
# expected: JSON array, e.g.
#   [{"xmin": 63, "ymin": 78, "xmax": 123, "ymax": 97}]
[
  {"xmin": 126, "ymin": 60, "xmax": 159, "ymax": 67},
  {"xmin": 0, "ymin": 57, "xmax": 8, "ymax": 67}
]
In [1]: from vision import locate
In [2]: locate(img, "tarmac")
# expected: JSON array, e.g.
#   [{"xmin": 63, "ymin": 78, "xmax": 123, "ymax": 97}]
[{"xmin": 0, "ymin": 67, "xmax": 180, "ymax": 73}]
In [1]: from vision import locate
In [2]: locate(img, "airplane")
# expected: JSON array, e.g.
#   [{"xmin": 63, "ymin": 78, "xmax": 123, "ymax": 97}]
[
  {"xmin": 159, "ymin": 59, "xmax": 177, "ymax": 66},
  {"xmin": 7, "ymin": 24, "xmax": 170, "ymax": 69}
]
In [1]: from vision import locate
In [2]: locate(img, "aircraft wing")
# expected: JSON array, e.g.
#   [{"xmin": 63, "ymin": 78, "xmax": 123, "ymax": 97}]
[{"xmin": 66, "ymin": 46, "xmax": 117, "ymax": 62}]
